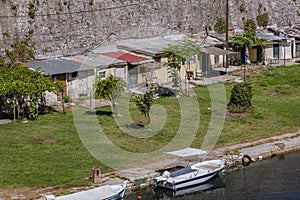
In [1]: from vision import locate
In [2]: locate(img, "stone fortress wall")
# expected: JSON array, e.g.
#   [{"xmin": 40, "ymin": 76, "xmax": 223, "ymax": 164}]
[{"xmin": 0, "ymin": 0, "xmax": 299, "ymax": 58}]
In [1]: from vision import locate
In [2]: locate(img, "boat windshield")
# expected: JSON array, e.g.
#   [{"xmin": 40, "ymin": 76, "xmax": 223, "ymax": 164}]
[{"xmin": 170, "ymin": 167, "xmax": 198, "ymax": 178}]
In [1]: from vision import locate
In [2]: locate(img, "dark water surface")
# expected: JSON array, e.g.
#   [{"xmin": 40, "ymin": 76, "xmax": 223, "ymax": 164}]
[{"xmin": 124, "ymin": 151, "xmax": 300, "ymax": 200}]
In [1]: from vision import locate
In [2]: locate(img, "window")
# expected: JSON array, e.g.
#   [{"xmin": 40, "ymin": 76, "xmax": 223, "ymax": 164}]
[
  {"xmin": 71, "ymin": 72, "xmax": 78, "ymax": 78},
  {"xmin": 98, "ymin": 71, "xmax": 106, "ymax": 78}
]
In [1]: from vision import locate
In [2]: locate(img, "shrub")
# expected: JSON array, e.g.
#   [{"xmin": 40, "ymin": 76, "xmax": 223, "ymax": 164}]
[
  {"xmin": 228, "ymin": 82, "xmax": 252, "ymax": 113},
  {"xmin": 63, "ymin": 96, "xmax": 71, "ymax": 103}
]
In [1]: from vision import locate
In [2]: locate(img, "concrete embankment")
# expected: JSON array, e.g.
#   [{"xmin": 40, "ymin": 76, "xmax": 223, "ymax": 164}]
[
  {"xmin": 33, "ymin": 130, "xmax": 300, "ymax": 199},
  {"xmin": 110, "ymin": 130, "xmax": 300, "ymax": 192}
]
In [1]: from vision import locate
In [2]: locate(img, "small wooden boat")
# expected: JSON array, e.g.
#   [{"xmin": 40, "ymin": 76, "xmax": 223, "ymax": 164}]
[{"xmin": 45, "ymin": 181, "xmax": 127, "ymax": 200}]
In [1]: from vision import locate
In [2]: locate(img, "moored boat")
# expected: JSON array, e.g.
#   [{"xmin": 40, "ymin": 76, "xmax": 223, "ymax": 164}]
[
  {"xmin": 45, "ymin": 181, "xmax": 127, "ymax": 200},
  {"xmin": 154, "ymin": 159, "xmax": 225, "ymax": 190}
]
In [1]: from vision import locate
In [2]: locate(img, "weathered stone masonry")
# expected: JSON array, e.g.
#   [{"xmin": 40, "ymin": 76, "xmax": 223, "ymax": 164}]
[{"xmin": 0, "ymin": 0, "xmax": 299, "ymax": 59}]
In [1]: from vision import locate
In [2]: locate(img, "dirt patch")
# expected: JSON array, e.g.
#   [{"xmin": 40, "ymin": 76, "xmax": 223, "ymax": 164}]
[
  {"xmin": 0, "ymin": 186, "xmax": 57, "ymax": 200},
  {"xmin": 226, "ymin": 109, "xmax": 249, "ymax": 119},
  {"xmin": 0, "ymin": 119, "xmax": 12, "ymax": 124},
  {"xmin": 37, "ymin": 137, "xmax": 59, "ymax": 144}
]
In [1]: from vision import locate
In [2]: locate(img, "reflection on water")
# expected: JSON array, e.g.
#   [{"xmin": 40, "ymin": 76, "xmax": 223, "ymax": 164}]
[{"xmin": 124, "ymin": 151, "xmax": 300, "ymax": 200}]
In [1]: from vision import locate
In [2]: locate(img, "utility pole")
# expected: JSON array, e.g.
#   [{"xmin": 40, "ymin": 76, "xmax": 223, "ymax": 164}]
[{"xmin": 225, "ymin": 0, "xmax": 229, "ymax": 71}]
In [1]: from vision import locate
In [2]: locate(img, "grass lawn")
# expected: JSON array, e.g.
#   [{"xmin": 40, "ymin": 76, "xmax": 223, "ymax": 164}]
[{"xmin": 0, "ymin": 64, "xmax": 299, "ymax": 190}]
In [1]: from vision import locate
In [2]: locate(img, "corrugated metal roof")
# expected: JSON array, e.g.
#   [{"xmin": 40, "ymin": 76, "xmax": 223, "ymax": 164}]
[
  {"xmin": 116, "ymin": 36, "xmax": 181, "ymax": 57},
  {"xmin": 24, "ymin": 58, "xmax": 92, "ymax": 75},
  {"xmin": 66, "ymin": 54, "xmax": 127, "ymax": 69},
  {"xmin": 99, "ymin": 51, "xmax": 153, "ymax": 64},
  {"xmin": 92, "ymin": 44, "xmax": 119, "ymax": 53},
  {"xmin": 201, "ymin": 46, "xmax": 235, "ymax": 55},
  {"xmin": 256, "ymin": 33, "xmax": 286, "ymax": 41}
]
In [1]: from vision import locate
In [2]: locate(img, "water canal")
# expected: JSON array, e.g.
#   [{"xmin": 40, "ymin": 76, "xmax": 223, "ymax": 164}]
[{"xmin": 124, "ymin": 151, "xmax": 300, "ymax": 200}]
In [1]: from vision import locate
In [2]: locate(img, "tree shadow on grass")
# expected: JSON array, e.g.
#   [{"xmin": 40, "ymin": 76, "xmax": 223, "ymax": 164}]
[
  {"xmin": 84, "ymin": 110, "xmax": 113, "ymax": 116},
  {"xmin": 96, "ymin": 110, "xmax": 113, "ymax": 116},
  {"xmin": 124, "ymin": 123, "xmax": 145, "ymax": 129}
]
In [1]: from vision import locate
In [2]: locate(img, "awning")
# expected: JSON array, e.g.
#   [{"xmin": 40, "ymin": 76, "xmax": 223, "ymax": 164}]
[
  {"xmin": 201, "ymin": 46, "xmax": 235, "ymax": 55},
  {"xmin": 165, "ymin": 148, "xmax": 207, "ymax": 157}
]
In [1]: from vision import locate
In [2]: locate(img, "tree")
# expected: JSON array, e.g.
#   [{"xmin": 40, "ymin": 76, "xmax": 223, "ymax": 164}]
[
  {"xmin": 244, "ymin": 18, "xmax": 257, "ymax": 33},
  {"xmin": 94, "ymin": 75, "xmax": 126, "ymax": 116},
  {"xmin": 228, "ymin": 82, "xmax": 252, "ymax": 113},
  {"xmin": 214, "ymin": 18, "xmax": 226, "ymax": 34},
  {"xmin": 163, "ymin": 41, "xmax": 201, "ymax": 95},
  {"xmin": 231, "ymin": 31, "xmax": 265, "ymax": 49},
  {"xmin": 132, "ymin": 85, "xmax": 155, "ymax": 124},
  {"xmin": 0, "ymin": 64, "xmax": 62, "ymax": 120}
]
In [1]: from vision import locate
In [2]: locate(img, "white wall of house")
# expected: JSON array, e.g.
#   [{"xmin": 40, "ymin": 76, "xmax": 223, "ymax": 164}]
[
  {"xmin": 67, "ymin": 70, "xmax": 95, "ymax": 99},
  {"xmin": 279, "ymin": 44, "xmax": 292, "ymax": 60},
  {"xmin": 45, "ymin": 91, "xmax": 58, "ymax": 105},
  {"xmin": 264, "ymin": 47, "xmax": 274, "ymax": 60}
]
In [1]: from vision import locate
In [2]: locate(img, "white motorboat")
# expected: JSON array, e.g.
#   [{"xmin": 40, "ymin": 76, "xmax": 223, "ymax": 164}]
[
  {"xmin": 45, "ymin": 181, "xmax": 127, "ymax": 200},
  {"xmin": 153, "ymin": 148, "xmax": 226, "ymax": 190},
  {"xmin": 154, "ymin": 159, "xmax": 225, "ymax": 190}
]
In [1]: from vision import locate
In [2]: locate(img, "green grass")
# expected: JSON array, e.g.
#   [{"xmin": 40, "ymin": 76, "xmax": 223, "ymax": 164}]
[
  {"xmin": 0, "ymin": 112, "xmax": 109, "ymax": 189},
  {"xmin": 0, "ymin": 65, "xmax": 299, "ymax": 190}
]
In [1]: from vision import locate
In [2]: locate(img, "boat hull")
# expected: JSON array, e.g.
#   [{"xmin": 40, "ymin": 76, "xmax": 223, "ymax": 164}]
[{"xmin": 156, "ymin": 170, "xmax": 219, "ymax": 190}]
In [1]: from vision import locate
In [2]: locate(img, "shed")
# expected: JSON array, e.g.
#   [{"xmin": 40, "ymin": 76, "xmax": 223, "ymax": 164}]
[{"xmin": 25, "ymin": 58, "xmax": 94, "ymax": 101}]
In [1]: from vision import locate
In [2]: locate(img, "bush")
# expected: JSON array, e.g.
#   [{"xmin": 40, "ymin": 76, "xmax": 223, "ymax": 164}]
[
  {"xmin": 228, "ymin": 82, "xmax": 252, "ymax": 113},
  {"xmin": 63, "ymin": 96, "xmax": 71, "ymax": 103}
]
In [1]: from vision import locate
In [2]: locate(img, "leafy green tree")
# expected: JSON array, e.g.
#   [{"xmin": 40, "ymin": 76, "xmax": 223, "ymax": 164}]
[
  {"xmin": 94, "ymin": 75, "xmax": 126, "ymax": 116},
  {"xmin": 244, "ymin": 18, "xmax": 257, "ymax": 33},
  {"xmin": 0, "ymin": 64, "xmax": 62, "ymax": 120},
  {"xmin": 228, "ymin": 82, "xmax": 252, "ymax": 113},
  {"xmin": 163, "ymin": 41, "xmax": 200, "ymax": 94},
  {"xmin": 231, "ymin": 31, "xmax": 264, "ymax": 49},
  {"xmin": 132, "ymin": 86, "xmax": 155, "ymax": 124},
  {"xmin": 214, "ymin": 18, "xmax": 226, "ymax": 34}
]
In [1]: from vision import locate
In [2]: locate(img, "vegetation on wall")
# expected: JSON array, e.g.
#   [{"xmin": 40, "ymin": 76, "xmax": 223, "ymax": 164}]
[
  {"xmin": 28, "ymin": 0, "xmax": 37, "ymax": 19},
  {"xmin": 89, "ymin": 0, "xmax": 94, "ymax": 5},
  {"xmin": 5, "ymin": 38, "xmax": 35, "ymax": 63},
  {"xmin": 244, "ymin": 18, "xmax": 257, "ymax": 33},
  {"xmin": 256, "ymin": 12, "xmax": 269, "ymax": 28},
  {"xmin": 214, "ymin": 17, "xmax": 226, "ymax": 34},
  {"xmin": 239, "ymin": 4, "xmax": 246, "ymax": 13}
]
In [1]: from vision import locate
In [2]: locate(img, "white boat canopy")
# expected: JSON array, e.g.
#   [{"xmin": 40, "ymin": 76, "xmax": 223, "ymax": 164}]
[{"xmin": 165, "ymin": 148, "xmax": 207, "ymax": 157}]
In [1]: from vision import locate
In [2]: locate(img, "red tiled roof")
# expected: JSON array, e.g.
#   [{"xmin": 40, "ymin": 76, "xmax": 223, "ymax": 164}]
[{"xmin": 99, "ymin": 51, "xmax": 149, "ymax": 63}]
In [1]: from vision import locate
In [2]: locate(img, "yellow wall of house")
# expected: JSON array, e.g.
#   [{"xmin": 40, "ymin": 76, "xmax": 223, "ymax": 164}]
[
  {"xmin": 179, "ymin": 63, "xmax": 196, "ymax": 79},
  {"xmin": 249, "ymin": 47, "xmax": 257, "ymax": 63},
  {"xmin": 154, "ymin": 66, "xmax": 168, "ymax": 84}
]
